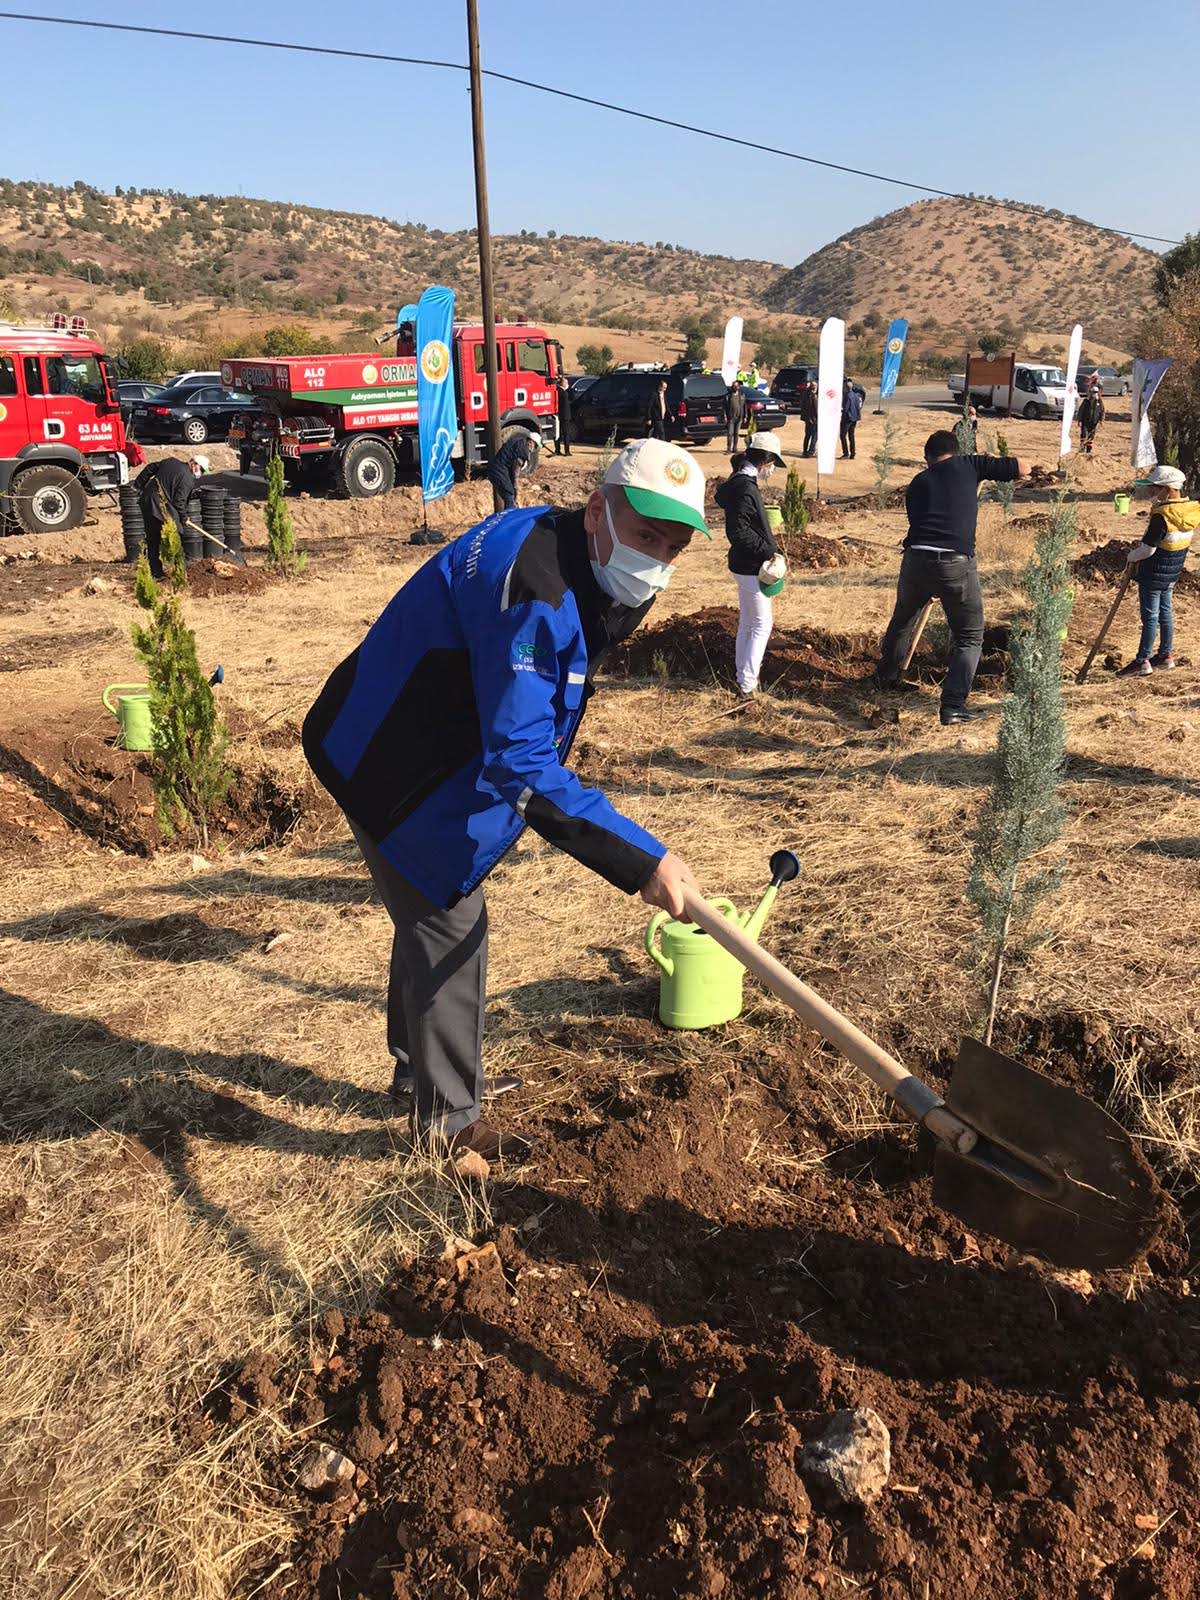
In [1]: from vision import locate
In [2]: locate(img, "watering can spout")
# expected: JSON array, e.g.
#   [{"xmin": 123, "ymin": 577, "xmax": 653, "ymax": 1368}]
[
  {"xmin": 744, "ymin": 848, "xmax": 802, "ymax": 940},
  {"xmin": 743, "ymin": 885, "xmax": 778, "ymax": 942}
]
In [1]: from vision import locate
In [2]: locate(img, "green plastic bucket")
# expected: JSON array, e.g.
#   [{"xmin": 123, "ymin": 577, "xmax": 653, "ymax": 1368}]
[{"xmin": 765, "ymin": 506, "xmax": 784, "ymax": 531}]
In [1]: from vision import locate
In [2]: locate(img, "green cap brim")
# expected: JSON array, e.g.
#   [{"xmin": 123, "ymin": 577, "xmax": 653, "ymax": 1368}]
[{"xmin": 623, "ymin": 484, "xmax": 710, "ymax": 537}]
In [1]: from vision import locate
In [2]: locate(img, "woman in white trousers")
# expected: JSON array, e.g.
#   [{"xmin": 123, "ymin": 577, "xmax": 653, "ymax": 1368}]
[{"xmin": 714, "ymin": 432, "xmax": 787, "ymax": 696}]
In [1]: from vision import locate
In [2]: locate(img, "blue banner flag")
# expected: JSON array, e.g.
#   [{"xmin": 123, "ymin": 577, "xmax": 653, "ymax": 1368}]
[
  {"xmin": 879, "ymin": 318, "xmax": 909, "ymax": 400},
  {"xmin": 415, "ymin": 285, "xmax": 456, "ymax": 505}
]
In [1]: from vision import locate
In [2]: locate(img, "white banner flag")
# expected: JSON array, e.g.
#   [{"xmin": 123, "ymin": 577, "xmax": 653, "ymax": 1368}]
[
  {"xmin": 1130, "ymin": 358, "xmax": 1172, "ymax": 468},
  {"xmin": 816, "ymin": 317, "xmax": 845, "ymax": 477},
  {"xmin": 720, "ymin": 316, "xmax": 744, "ymax": 387},
  {"xmin": 1059, "ymin": 323, "xmax": 1083, "ymax": 458}
]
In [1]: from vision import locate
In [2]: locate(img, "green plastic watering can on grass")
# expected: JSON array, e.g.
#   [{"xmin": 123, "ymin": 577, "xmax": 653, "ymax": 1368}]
[
  {"xmin": 646, "ymin": 850, "xmax": 800, "ymax": 1028},
  {"xmin": 102, "ymin": 683, "xmax": 152, "ymax": 751}
]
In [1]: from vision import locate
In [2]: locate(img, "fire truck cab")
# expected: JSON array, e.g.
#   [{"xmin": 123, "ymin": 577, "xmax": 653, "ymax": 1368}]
[{"xmin": 0, "ymin": 315, "xmax": 129, "ymax": 535}]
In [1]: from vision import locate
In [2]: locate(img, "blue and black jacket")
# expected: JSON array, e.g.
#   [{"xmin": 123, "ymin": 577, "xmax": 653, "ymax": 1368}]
[
  {"xmin": 1134, "ymin": 499, "xmax": 1200, "ymax": 592},
  {"xmin": 303, "ymin": 505, "xmax": 667, "ymax": 908}
]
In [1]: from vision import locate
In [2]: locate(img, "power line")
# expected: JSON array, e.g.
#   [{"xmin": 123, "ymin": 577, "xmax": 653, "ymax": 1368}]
[{"xmin": 0, "ymin": 9, "xmax": 1183, "ymax": 247}]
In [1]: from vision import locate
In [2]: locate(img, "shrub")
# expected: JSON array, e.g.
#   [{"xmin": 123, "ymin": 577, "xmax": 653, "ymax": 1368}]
[
  {"xmin": 261, "ymin": 324, "xmax": 317, "ymax": 357},
  {"xmin": 264, "ymin": 454, "xmax": 306, "ymax": 577},
  {"xmin": 117, "ymin": 335, "xmax": 173, "ymax": 380},
  {"xmin": 131, "ymin": 522, "xmax": 231, "ymax": 848},
  {"xmin": 576, "ymin": 343, "xmax": 614, "ymax": 375},
  {"xmin": 871, "ymin": 414, "xmax": 900, "ymax": 507}
]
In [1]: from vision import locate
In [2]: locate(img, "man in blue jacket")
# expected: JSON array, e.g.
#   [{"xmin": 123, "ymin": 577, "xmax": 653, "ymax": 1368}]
[
  {"xmin": 303, "ymin": 439, "xmax": 707, "ymax": 1162},
  {"xmin": 840, "ymin": 379, "xmax": 864, "ymax": 459}
]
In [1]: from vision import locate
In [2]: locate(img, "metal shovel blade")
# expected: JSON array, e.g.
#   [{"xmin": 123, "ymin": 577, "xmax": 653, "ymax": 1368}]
[{"xmin": 932, "ymin": 1037, "xmax": 1164, "ymax": 1271}]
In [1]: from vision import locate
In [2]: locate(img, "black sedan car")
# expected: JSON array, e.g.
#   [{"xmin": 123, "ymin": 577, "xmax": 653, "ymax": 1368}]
[
  {"xmin": 130, "ymin": 384, "xmax": 260, "ymax": 445},
  {"xmin": 736, "ymin": 386, "xmax": 788, "ymax": 433},
  {"xmin": 117, "ymin": 380, "xmax": 167, "ymax": 430}
]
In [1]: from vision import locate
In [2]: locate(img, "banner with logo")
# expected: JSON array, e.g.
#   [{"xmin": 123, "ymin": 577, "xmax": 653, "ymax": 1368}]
[
  {"xmin": 816, "ymin": 317, "xmax": 845, "ymax": 477},
  {"xmin": 720, "ymin": 316, "xmax": 744, "ymax": 387},
  {"xmin": 1059, "ymin": 323, "xmax": 1083, "ymax": 458},
  {"xmin": 879, "ymin": 318, "xmax": 908, "ymax": 400},
  {"xmin": 415, "ymin": 284, "xmax": 456, "ymax": 505},
  {"xmin": 1130, "ymin": 357, "xmax": 1172, "ymax": 469}
]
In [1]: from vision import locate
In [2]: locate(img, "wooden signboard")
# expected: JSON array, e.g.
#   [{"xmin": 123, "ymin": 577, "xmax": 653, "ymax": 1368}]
[{"xmin": 966, "ymin": 352, "xmax": 1018, "ymax": 416}]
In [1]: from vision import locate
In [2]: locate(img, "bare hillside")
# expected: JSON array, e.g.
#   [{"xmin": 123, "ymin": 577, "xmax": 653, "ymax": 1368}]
[
  {"xmin": 763, "ymin": 197, "xmax": 1157, "ymax": 347},
  {"xmin": 0, "ymin": 178, "xmax": 782, "ymax": 332}
]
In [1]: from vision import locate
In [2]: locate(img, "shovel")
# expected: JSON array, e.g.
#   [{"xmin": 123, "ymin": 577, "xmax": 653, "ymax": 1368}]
[
  {"xmin": 899, "ymin": 601, "xmax": 934, "ymax": 674},
  {"xmin": 682, "ymin": 876, "xmax": 1163, "ymax": 1271},
  {"xmin": 1076, "ymin": 567, "xmax": 1132, "ymax": 684}
]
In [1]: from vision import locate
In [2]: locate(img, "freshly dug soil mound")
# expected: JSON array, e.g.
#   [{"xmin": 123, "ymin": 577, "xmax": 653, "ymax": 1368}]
[
  {"xmin": 609, "ymin": 607, "xmax": 1010, "ymax": 693},
  {"xmin": 1075, "ymin": 539, "xmax": 1200, "ymax": 596},
  {"xmin": 210, "ymin": 1018, "xmax": 1196, "ymax": 1600},
  {"xmin": 0, "ymin": 726, "xmax": 332, "ymax": 857},
  {"xmin": 185, "ymin": 558, "xmax": 275, "ymax": 599},
  {"xmin": 777, "ymin": 530, "xmax": 869, "ymax": 568}
]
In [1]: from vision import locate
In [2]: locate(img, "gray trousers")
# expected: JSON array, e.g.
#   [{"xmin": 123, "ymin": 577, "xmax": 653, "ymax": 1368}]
[{"xmin": 349, "ymin": 821, "xmax": 486, "ymax": 1136}]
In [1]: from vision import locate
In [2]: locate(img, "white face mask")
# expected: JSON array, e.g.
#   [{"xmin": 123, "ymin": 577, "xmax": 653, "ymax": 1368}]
[
  {"xmin": 591, "ymin": 497, "xmax": 674, "ymax": 606},
  {"xmin": 757, "ymin": 463, "xmax": 776, "ymax": 482}
]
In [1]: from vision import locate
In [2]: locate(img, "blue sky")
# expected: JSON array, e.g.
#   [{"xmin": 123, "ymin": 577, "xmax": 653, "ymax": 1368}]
[{"xmin": 1, "ymin": 1, "xmax": 1194, "ymax": 264}]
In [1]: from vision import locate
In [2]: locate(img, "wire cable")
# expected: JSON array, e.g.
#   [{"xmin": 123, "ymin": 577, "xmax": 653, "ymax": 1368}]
[{"xmin": 0, "ymin": 9, "xmax": 1182, "ymax": 246}]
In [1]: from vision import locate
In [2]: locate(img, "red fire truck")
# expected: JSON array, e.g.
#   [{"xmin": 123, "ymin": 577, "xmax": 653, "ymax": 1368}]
[
  {"xmin": 225, "ymin": 318, "xmax": 562, "ymax": 497},
  {"xmin": 0, "ymin": 315, "xmax": 129, "ymax": 534}
]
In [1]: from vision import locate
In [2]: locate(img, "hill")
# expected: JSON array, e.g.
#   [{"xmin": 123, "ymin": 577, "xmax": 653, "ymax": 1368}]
[
  {"xmin": 0, "ymin": 178, "xmax": 784, "ymax": 336},
  {"xmin": 763, "ymin": 196, "xmax": 1157, "ymax": 347}
]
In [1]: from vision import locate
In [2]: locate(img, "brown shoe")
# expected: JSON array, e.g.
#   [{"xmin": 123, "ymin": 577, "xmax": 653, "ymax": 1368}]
[{"xmin": 448, "ymin": 1119, "xmax": 533, "ymax": 1164}]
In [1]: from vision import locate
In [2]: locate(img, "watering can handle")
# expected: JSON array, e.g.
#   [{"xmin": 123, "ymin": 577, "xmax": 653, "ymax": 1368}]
[
  {"xmin": 102, "ymin": 683, "xmax": 150, "ymax": 715},
  {"xmin": 645, "ymin": 896, "xmax": 740, "ymax": 975},
  {"xmin": 680, "ymin": 886, "xmax": 977, "ymax": 1154}
]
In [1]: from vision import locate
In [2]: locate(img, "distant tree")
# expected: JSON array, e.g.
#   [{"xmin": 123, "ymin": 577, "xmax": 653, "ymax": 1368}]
[
  {"xmin": 116, "ymin": 334, "xmax": 173, "ymax": 381},
  {"xmin": 976, "ymin": 330, "xmax": 1003, "ymax": 357},
  {"xmin": 1153, "ymin": 232, "xmax": 1200, "ymax": 304},
  {"xmin": 576, "ymin": 342, "xmax": 614, "ymax": 375},
  {"xmin": 753, "ymin": 328, "xmax": 792, "ymax": 369},
  {"xmin": 261, "ymin": 323, "xmax": 317, "ymax": 356},
  {"xmin": 682, "ymin": 325, "xmax": 708, "ymax": 362}
]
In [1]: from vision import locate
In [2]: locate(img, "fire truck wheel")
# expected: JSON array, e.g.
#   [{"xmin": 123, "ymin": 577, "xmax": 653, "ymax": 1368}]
[
  {"xmin": 339, "ymin": 438, "xmax": 396, "ymax": 499},
  {"xmin": 182, "ymin": 418, "xmax": 209, "ymax": 445},
  {"xmin": 12, "ymin": 465, "xmax": 86, "ymax": 535}
]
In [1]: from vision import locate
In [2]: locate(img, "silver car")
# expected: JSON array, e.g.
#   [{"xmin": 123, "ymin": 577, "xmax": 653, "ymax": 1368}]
[{"xmin": 1075, "ymin": 365, "xmax": 1131, "ymax": 397}]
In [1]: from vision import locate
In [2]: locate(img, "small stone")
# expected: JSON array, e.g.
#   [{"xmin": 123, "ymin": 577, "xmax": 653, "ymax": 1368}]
[
  {"xmin": 84, "ymin": 575, "xmax": 115, "ymax": 595},
  {"xmin": 881, "ymin": 1225, "xmax": 905, "ymax": 1249},
  {"xmin": 454, "ymin": 1149, "xmax": 490, "ymax": 1182},
  {"xmin": 801, "ymin": 1407, "xmax": 891, "ymax": 1505},
  {"xmin": 452, "ymin": 1507, "xmax": 500, "ymax": 1539},
  {"xmin": 1134, "ymin": 1513, "xmax": 1160, "ymax": 1530},
  {"xmin": 296, "ymin": 1443, "xmax": 356, "ymax": 1492}
]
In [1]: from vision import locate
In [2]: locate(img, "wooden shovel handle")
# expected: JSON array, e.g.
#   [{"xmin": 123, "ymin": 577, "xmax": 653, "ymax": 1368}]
[
  {"xmin": 899, "ymin": 601, "xmax": 934, "ymax": 673},
  {"xmin": 1076, "ymin": 567, "xmax": 1131, "ymax": 684},
  {"xmin": 682, "ymin": 887, "xmax": 975, "ymax": 1151}
]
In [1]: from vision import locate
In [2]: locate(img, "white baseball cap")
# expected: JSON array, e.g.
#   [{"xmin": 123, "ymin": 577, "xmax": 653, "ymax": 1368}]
[
  {"xmin": 603, "ymin": 437, "xmax": 709, "ymax": 536},
  {"xmin": 747, "ymin": 431, "xmax": 786, "ymax": 468},
  {"xmin": 191, "ymin": 453, "xmax": 211, "ymax": 474},
  {"xmin": 1147, "ymin": 464, "xmax": 1185, "ymax": 490}
]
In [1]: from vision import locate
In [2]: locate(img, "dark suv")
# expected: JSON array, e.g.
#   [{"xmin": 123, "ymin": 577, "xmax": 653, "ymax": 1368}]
[
  {"xmin": 770, "ymin": 365, "xmax": 819, "ymax": 410},
  {"xmin": 572, "ymin": 369, "xmax": 729, "ymax": 444}
]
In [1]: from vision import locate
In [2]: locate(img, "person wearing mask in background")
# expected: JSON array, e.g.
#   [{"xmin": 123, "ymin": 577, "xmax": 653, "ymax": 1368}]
[
  {"xmin": 303, "ymin": 439, "xmax": 709, "ymax": 1163},
  {"xmin": 1078, "ymin": 387, "xmax": 1104, "ymax": 456},
  {"xmin": 726, "ymin": 381, "xmax": 746, "ymax": 455},
  {"xmin": 1117, "ymin": 464, "xmax": 1199, "ymax": 677},
  {"xmin": 135, "ymin": 452, "xmax": 209, "ymax": 578},
  {"xmin": 486, "ymin": 429, "xmax": 537, "ymax": 511},
  {"xmin": 554, "ymin": 374, "xmax": 573, "ymax": 457},
  {"xmin": 873, "ymin": 430, "xmax": 1025, "ymax": 725},
  {"xmin": 840, "ymin": 378, "xmax": 863, "ymax": 460},
  {"xmin": 800, "ymin": 379, "xmax": 818, "ymax": 458},
  {"xmin": 645, "ymin": 379, "xmax": 669, "ymax": 442},
  {"xmin": 715, "ymin": 431, "xmax": 787, "ymax": 700}
]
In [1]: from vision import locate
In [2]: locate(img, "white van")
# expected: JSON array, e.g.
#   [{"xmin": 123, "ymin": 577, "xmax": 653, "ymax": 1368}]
[{"xmin": 948, "ymin": 363, "xmax": 1069, "ymax": 419}]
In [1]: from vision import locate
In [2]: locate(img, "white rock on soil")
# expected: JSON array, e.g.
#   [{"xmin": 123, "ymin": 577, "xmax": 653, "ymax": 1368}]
[
  {"xmin": 296, "ymin": 1443, "xmax": 356, "ymax": 1492},
  {"xmin": 801, "ymin": 1406, "xmax": 891, "ymax": 1505}
]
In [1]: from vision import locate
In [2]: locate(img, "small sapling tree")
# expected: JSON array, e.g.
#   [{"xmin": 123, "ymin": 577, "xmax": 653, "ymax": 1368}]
[
  {"xmin": 264, "ymin": 453, "xmax": 306, "ymax": 576},
  {"xmin": 131, "ymin": 519, "xmax": 232, "ymax": 848},
  {"xmin": 872, "ymin": 414, "xmax": 900, "ymax": 508},
  {"xmin": 966, "ymin": 493, "xmax": 1076, "ymax": 1045},
  {"xmin": 991, "ymin": 431, "xmax": 1016, "ymax": 519},
  {"xmin": 781, "ymin": 465, "xmax": 810, "ymax": 536}
]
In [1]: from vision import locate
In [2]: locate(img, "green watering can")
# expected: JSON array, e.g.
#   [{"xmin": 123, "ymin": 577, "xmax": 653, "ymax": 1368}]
[
  {"xmin": 1113, "ymin": 493, "xmax": 1131, "ymax": 515},
  {"xmin": 102, "ymin": 683, "xmax": 152, "ymax": 751},
  {"xmin": 646, "ymin": 850, "xmax": 800, "ymax": 1028}
]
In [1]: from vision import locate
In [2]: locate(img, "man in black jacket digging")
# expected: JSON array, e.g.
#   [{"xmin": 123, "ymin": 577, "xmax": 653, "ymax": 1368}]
[
  {"xmin": 874, "ymin": 431, "xmax": 1025, "ymax": 725},
  {"xmin": 135, "ymin": 453, "xmax": 209, "ymax": 576}
]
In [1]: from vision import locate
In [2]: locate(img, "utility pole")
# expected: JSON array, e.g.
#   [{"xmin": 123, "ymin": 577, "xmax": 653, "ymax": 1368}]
[{"xmin": 466, "ymin": 0, "xmax": 503, "ymax": 493}]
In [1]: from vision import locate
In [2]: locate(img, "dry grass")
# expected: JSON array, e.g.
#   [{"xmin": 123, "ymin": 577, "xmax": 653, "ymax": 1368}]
[{"xmin": 1, "ymin": 401, "xmax": 1198, "ymax": 1596}]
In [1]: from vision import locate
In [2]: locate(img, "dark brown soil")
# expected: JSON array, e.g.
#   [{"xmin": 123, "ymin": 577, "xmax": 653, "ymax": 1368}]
[
  {"xmin": 0, "ymin": 724, "xmax": 334, "ymax": 857},
  {"xmin": 1074, "ymin": 540, "xmax": 1200, "ymax": 597},
  {"xmin": 0, "ymin": 627, "xmax": 115, "ymax": 673},
  {"xmin": 208, "ymin": 1013, "xmax": 1197, "ymax": 1600},
  {"xmin": 0, "ymin": 557, "xmax": 122, "ymax": 614},
  {"xmin": 777, "ymin": 530, "xmax": 876, "ymax": 569},
  {"xmin": 608, "ymin": 607, "xmax": 1010, "ymax": 694},
  {"xmin": 185, "ymin": 559, "xmax": 275, "ymax": 598}
]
